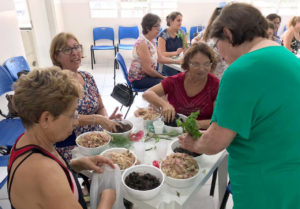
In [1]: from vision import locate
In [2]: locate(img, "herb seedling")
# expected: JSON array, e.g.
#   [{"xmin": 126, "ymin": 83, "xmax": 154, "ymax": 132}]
[{"xmin": 176, "ymin": 111, "xmax": 202, "ymax": 140}]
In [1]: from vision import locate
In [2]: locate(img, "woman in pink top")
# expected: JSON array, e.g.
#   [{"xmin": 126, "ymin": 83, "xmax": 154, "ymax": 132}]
[
  {"xmin": 128, "ymin": 13, "xmax": 181, "ymax": 89},
  {"xmin": 143, "ymin": 42, "xmax": 219, "ymax": 129}
]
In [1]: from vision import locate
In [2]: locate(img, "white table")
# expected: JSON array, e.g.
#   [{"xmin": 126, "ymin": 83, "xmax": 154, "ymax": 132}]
[
  {"xmin": 122, "ymin": 139, "xmax": 228, "ymax": 209},
  {"xmin": 73, "ymin": 130, "xmax": 228, "ymax": 209},
  {"xmin": 164, "ymin": 54, "xmax": 184, "ymax": 73}
]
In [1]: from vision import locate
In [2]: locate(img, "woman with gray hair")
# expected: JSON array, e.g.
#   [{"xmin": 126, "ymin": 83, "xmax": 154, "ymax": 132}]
[
  {"xmin": 179, "ymin": 3, "xmax": 300, "ymax": 209},
  {"xmin": 8, "ymin": 67, "xmax": 116, "ymax": 209}
]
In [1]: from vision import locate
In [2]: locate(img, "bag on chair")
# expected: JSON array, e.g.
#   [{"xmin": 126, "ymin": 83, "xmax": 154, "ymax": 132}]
[{"xmin": 110, "ymin": 83, "xmax": 134, "ymax": 107}]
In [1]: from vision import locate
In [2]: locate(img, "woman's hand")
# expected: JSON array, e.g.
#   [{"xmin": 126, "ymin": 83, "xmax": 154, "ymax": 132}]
[
  {"xmin": 176, "ymin": 48, "xmax": 183, "ymax": 56},
  {"xmin": 100, "ymin": 117, "xmax": 121, "ymax": 132},
  {"xmin": 70, "ymin": 156, "xmax": 115, "ymax": 173},
  {"xmin": 178, "ymin": 133, "xmax": 200, "ymax": 154},
  {"xmin": 161, "ymin": 103, "xmax": 175, "ymax": 123},
  {"xmin": 108, "ymin": 107, "xmax": 123, "ymax": 120}
]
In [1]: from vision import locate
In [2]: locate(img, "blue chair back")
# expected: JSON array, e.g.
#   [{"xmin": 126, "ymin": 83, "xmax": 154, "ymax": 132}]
[
  {"xmin": 189, "ymin": 26, "xmax": 205, "ymax": 41},
  {"xmin": 0, "ymin": 66, "xmax": 14, "ymax": 96},
  {"xmin": 180, "ymin": 26, "xmax": 187, "ymax": 33},
  {"xmin": 115, "ymin": 52, "xmax": 131, "ymax": 86},
  {"xmin": 93, "ymin": 27, "xmax": 115, "ymax": 44},
  {"xmin": 3, "ymin": 56, "xmax": 30, "ymax": 81},
  {"xmin": 118, "ymin": 26, "xmax": 139, "ymax": 43}
]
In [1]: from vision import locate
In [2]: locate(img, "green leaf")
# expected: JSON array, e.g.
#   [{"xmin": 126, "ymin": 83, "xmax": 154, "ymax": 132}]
[{"xmin": 176, "ymin": 111, "xmax": 202, "ymax": 140}]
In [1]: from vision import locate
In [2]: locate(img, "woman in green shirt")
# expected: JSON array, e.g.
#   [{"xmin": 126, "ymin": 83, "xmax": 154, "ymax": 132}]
[{"xmin": 179, "ymin": 3, "xmax": 300, "ymax": 209}]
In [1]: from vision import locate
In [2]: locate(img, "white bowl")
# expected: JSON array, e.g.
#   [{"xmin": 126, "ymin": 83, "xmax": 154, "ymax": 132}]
[
  {"xmin": 122, "ymin": 165, "xmax": 165, "ymax": 201},
  {"xmin": 170, "ymin": 139, "xmax": 203, "ymax": 162},
  {"xmin": 164, "ymin": 168, "xmax": 200, "ymax": 188},
  {"xmin": 161, "ymin": 153, "xmax": 200, "ymax": 188},
  {"xmin": 101, "ymin": 148, "xmax": 137, "ymax": 172},
  {"xmin": 163, "ymin": 114, "xmax": 186, "ymax": 134},
  {"xmin": 76, "ymin": 131, "xmax": 111, "ymax": 156},
  {"xmin": 105, "ymin": 120, "xmax": 133, "ymax": 139}
]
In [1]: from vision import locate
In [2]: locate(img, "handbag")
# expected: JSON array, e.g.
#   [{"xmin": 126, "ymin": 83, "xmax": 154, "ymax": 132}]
[{"xmin": 110, "ymin": 83, "xmax": 134, "ymax": 107}]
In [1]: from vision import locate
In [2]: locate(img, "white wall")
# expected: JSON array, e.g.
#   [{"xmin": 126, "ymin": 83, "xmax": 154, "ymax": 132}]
[
  {"xmin": 0, "ymin": 0, "xmax": 25, "ymax": 65},
  {"xmin": 27, "ymin": 0, "xmax": 52, "ymax": 67},
  {"xmin": 51, "ymin": 0, "xmax": 217, "ymax": 65}
]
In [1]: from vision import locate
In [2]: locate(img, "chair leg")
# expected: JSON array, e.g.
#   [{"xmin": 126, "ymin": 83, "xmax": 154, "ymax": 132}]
[
  {"xmin": 210, "ymin": 168, "xmax": 218, "ymax": 196},
  {"xmin": 114, "ymin": 47, "xmax": 119, "ymax": 69},
  {"xmin": 120, "ymin": 105, "xmax": 124, "ymax": 111},
  {"xmin": 220, "ymin": 184, "xmax": 230, "ymax": 209},
  {"xmin": 93, "ymin": 50, "xmax": 96, "ymax": 64},
  {"xmin": 124, "ymin": 92, "xmax": 137, "ymax": 119},
  {"xmin": 91, "ymin": 50, "xmax": 94, "ymax": 70},
  {"xmin": 124, "ymin": 105, "xmax": 131, "ymax": 119},
  {"xmin": 114, "ymin": 59, "xmax": 116, "ymax": 86}
]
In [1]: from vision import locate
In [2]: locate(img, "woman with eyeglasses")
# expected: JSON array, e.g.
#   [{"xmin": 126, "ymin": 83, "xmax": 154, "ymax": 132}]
[
  {"xmin": 143, "ymin": 42, "xmax": 219, "ymax": 129},
  {"xmin": 8, "ymin": 67, "xmax": 116, "ymax": 209},
  {"xmin": 191, "ymin": 4, "xmax": 227, "ymax": 79},
  {"xmin": 158, "ymin": 11, "xmax": 188, "ymax": 76},
  {"xmin": 180, "ymin": 3, "xmax": 300, "ymax": 209},
  {"xmin": 50, "ymin": 32, "xmax": 121, "ymax": 161},
  {"xmin": 128, "ymin": 13, "xmax": 181, "ymax": 89}
]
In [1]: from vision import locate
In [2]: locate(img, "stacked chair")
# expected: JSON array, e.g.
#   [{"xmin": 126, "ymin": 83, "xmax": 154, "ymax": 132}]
[
  {"xmin": 0, "ymin": 57, "xmax": 27, "ymax": 149},
  {"xmin": 90, "ymin": 27, "xmax": 116, "ymax": 70}
]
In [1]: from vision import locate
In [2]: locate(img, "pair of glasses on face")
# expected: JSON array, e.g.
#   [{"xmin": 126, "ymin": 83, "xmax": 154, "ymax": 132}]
[
  {"xmin": 189, "ymin": 62, "xmax": 212, "ymax": 68},
  {"xmin": 58, "ymin": 45, "xmax": 82, "ymax": 55},
  {"xmin": 213, "ymin": 39, "xmax": 219, "ymax": 50},
  {"xmin": 153, "ymin": 25, "xmax": 161, "ymax": 29},
  {"xmin": 65, "ymin": 110, "xmax": 79, "ymax": 120}
]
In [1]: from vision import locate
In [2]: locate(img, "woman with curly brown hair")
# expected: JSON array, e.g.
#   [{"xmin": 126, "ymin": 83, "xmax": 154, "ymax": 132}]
[{"xmin": 143, "ymin": 42, "xmax": 219, "ymax": 129}]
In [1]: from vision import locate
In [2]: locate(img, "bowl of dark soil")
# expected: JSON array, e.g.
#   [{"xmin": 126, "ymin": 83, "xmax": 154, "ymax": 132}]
[
  {"xmin": 164, "ymin": 114, "xmax": 186, "ymax": 134},
  {"xmin": 105, "ymin": 120, "xmax": 133, "ymax": 139},
  {"xmin": 170, "ymin": 139, "xmax": 202, "ymax": 161},
  {"xmin": 122, "ymin": 165, "xmax": 165, "ymax": 200}
]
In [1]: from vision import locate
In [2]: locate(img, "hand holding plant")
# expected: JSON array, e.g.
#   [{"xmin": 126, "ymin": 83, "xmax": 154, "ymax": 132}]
[{"xmin": 176, "ymin": 111, "xmax": 202, "ymax": 140}]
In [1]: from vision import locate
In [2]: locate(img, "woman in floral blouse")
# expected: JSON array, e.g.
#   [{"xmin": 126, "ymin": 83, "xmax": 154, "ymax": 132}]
[
  {"xmin": 50, "ymin": 32, "xmax": 121, "ymax": 160},
  {"xmin": 128, "ymin": 13, "xmax": 181, "ymax": 89}
]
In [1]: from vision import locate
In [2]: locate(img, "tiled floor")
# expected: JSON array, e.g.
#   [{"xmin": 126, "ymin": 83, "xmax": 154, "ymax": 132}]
[{"xmin": 80, "ymin": 57, "xmax": 233, "ymax": 209}]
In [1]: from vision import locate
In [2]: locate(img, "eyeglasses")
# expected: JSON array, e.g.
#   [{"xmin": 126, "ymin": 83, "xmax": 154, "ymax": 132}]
[
  {"xmin": 58, "ymin": 45, "xmax": 82, "ymax": 55},
  {"xmin": 153, "ymin": 25, "xmax": 161, "ymax": 29},
  {"xmin": 189, "ymin": 62, "xmax": 212, "ymax": 68},
  {"xmin": 213, "ymin": 39, "xmax": 219, "ymax": 50}
]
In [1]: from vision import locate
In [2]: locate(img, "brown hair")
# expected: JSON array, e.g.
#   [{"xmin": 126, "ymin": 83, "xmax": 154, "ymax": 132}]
[
  {"xmin": 181, "ymin": 42, "xmax": 217, "ymax": 73},
  {"xmin": 202, "ymin": 7, "xmax": 222, "ymax": 42},
  {"xmin": 141, "ymin": 13, "xmax": 161, "ymax": 35},
  {"xmin": 12, "ymin": 67, "xmax": 82, "ymax": 128},
  {"xmin": 166, "ymin": 11, "xmax": 182, "ymax": 26},
  {"xmin": 288, "ymin": 16, "xmax": 300, "ymax": 28},
  {"xmin": 50, "ymin": 32, "xmax": 81, "ymax": 68},
  {"xmin": 266, "ymin": 13, "xmax": 281, "ymax": 22},
  {"xmin": 210, "ymin": 3, "xmax": 268, "ymax": 46}
]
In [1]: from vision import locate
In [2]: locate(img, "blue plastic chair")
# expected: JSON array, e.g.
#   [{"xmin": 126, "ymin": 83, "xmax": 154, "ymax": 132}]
[
  {"xmin": 180, "ymin": 26, "xmax": 187, "ymax": 33},
  {"xmin": 189, "ymin": 26, "xmax": 205, "ymax": 44},
  {"xmin": 0, "ymin": 119, "xmax": 25, "ymax": 149},
  {"xmin": 0, "ymin": 66, "xmax": 14, "ymax": 96},
  {"xmin": 114, "ymin": 52, "xmax": 147, "ymax": 118},
  {"xmin": 3, "ymin": 56, "xmax": 30, "ymax": 81},
  {"xmin": 0, "ymin": 155, "xmax": 10, "ymax": 189},
  {"xmin": 90, "ymin": 27, "xmax": 116, "ymax": 69},
  {"xmin": 117, "ymin": 26, "xmax": 139, "ymax": 51}
]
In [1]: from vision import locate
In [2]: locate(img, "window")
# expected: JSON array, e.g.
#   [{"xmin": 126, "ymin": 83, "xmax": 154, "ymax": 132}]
[
  {"xmin": 90, "ymin": 0, "xmax": 178, "ymax": 18},
  {"xmin": 89, "ymin": 0, "xmax": 118, "ymax": 18},
  {"xmin": 14, "ymin": 0, "xmax": 32, "ymax": 29}
]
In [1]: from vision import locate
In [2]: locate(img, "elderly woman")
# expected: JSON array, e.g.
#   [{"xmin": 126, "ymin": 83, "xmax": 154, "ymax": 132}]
[
  {"xmin": 128, "ymin": 13, "xmax": 180, "ymax": 89},
  {"xmin": 50, "ymin": 33, "xmax": 121, "ymax": 160},
  {"xmin": 8, "ymin": 67, "xmax": 116, "ymax": 209},
  {"xmin": 158, "ymin": 11, "xmax": 188, "ymax": 76},
  {"xmin": 180, "ymin": 3, "xmax": 300, "ymax": 209},
  {"xmin": 143, "ymin": 42, "xmax": 219, "ymax": 129},
  {"xmin": 282, "ymin": 16, "xmax": 300, "ymax": 54}
]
